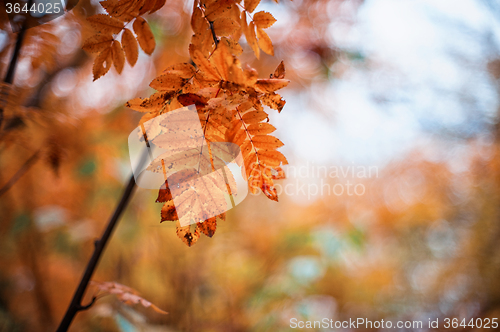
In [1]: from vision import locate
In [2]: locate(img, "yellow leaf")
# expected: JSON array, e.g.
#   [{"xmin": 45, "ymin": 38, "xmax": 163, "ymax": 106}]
[
  {"xmin": 257, "ymin": 28, "xmax": 274, "ymax": 55},
  {"xmin": 133, "ymin": 17, "xmax": 155, "ymax": 55},
  {"xmin": 244, "ymin": 0, "xmax": 260, "ymax": 13},
  {"xmin": 253, "ymin": 11, "xmax": 276, "ymax": 29},
  {"xmin": 93, "ymin": 46, "xmax": 113, "ymax": 81},
  {"xmin": 82, "ymin": 34, "xmax": 113, "ymax": 53},
  {"xmin": 111, "ymin": 40, "xmax": 125, "ymax": 74},
  {"xmin": 121, "ymin": 28, "xmax": 138, "ymax": 66},
  {"xmin": 261, "ymin": 92, "xmax": 286, "ymax": 112},
  {"xmin": 87, "ymin": 14, "xmax": 124, "ymax": 34},
  {"xmin": 213, "ymin": 17, "xmax": 240, "ymax": 36}
]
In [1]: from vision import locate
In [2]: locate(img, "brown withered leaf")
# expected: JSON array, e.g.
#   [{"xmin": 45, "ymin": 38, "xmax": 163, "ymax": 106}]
[
  {"xmin": 126, "ymin": 91, "xmax": 175, "ymax": 112},
  {"xmin": 82, "ymin": 34, "xmax": 114, "ymax": 53},
  {"xmin": 176, "ymin": 221, "xmax": 201, "ymax": 246},
  {"xmin": 253, "ymin": 11, "xmax": 276, "ymax": 29},
  {"xmin": 93, "ymin": 46, "xmax": 113, "ymax": 81},
  {"xmin": 122, "ymin": 28, "xmax": 139, "ymax": 66},
  {"xmin": 87, "ymin": 14, "xmax": 124, "ymax": 34},
  {"xmin": 262, "ymin": 92, "xmax": 286, "ymax": 112},
  {"xmin": 133, "ymin": 17, "xmax": 155, "ymax": 55},
  {"xmin": 272, "ymin": 61, "xmax": 286, "ymax": 79},
  {"xmin": 91, "ymin": 281, "xmax": 167, "ymax": 314},
  {"xmin": 111, "ymin": 40, "xmax": 125, "ymax": 74}
]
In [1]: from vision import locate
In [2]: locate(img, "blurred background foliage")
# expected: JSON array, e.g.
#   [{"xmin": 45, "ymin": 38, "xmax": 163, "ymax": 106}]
[{"xmin": 1, "ymin": 0, "xmax": 500, "ymax": 331}]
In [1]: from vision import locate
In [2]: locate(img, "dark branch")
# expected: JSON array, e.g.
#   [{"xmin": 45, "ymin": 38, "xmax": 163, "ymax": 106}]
[
  {"xmin": 0, "ymin": 149, "xmax": 40, "ymax": 197},
  {"xmin": 0, "ymin": 0, "xmax": 34, "ymax": 130},
  {"xmin": 55, "ymin": 148, "xmax": 148, "ymax": 332}
]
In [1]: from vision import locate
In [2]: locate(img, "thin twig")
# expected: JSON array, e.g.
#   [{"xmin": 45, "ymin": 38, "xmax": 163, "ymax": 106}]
[
  {"xmin": 0, "ymin": 149, "xmax": 40, "ymax": 197},
  {"xmin": 55, "ymin": 148, "xmax": 149, "ymax": 332},
  {"xmin": 0, "ymin": 0, "xmax": 34, "ymax": 130}
]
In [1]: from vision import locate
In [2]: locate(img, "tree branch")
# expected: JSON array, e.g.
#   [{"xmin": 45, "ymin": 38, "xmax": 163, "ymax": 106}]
[
  {"xmin": 0, "ymin": 0, "xmax": 34, "ymax": 130},
  {"xmin": 56, "ymin": 149, "xmax": 148, "ymax": 332},
  {"xmin": 0, "ymin": 149, "xmax": 40, "ymax": 197}
]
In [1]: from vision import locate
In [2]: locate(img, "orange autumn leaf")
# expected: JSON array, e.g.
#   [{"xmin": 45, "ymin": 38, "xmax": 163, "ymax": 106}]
[
  {"xmin": 257, "ymin": 28, "xmax": 274, "ymax": 55},
  {"xmin": 111, "ymin": 40, "xmax": 125, "ymax": 74},
  {"xmin": 133, "ymin": 17, "xmax": 155, "ymax": 55},
  {"xmin": 122, "ymin": 28, "xmax": 139, "ymax": 66},
  {"xmin": 253, "ymin": 11, "xmax": 277, "ymax": 29},
  {"xmin": 87, "ymin": 14, "xmax": 124, "ymax": 34},
  {"xmin": 244, "ymin": 0, "xmax": 260, "ymax": 13},
  {"xmin": 93, "ymin": 46, "xmax": 113, "ymax": 81}
]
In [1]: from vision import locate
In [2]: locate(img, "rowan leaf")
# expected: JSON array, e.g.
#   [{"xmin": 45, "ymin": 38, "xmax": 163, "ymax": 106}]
[
  {"xmin": 261, "ymin": 92, "xmax": 286, "ymax": 112},
  {"xmin": 87, "ymin": 14, "xmax": 124, "ymax": 34},
  {"xmin": 253, "ymin": 11, "xmax": 276, "ymax": 29},
  {"xmin": 213, "ymin": 17, "xmax": 240, "ymax": 36},
  {"xmin": 244, "ymin": 0, "xmax": 260, "ymax": 13},
  {"xmin": 254, "ymin": 78, "xmax": 289, "ymax": 93},
  {"xmin": 122, "ymin": 28, "xmax": 139, "ymax": 66},
  {"xmin": 149, "ymin": 74, "xmax": 187, "ymax": 91},
  {"xmin": 247, "ymin": 122, "xmax": 276, "ymax": 135},
  {"xmin": 257, "ymin": 28, "xmax": 274, "ymax": 55},
  {"xmin": 189, "ymin": 45, "xmax": 221, "ymax": 81},
  {"xmin": 111, "ymin": 40, "xmax": 125, "ymax": 74},
  {"xmin": 242, "ymin": 15, "xmax": 259, "ymax": 59},
  {"xmin": 149, "ymin": 0, "xmax": 166, "ymax": 14},
  {"xmin": 90, "ymin": 281, "xmax": 168, "ymax": 314},
  {"xmin": 242, "ymin": 109, "xmax": 268, "ymax": 124},
  {"xmin": 93, "ymin": 46, "xmax": 113, "ymax": 81},
  {"xmin": 133, "ymin": 17, "xmax": 155, "ymax": 55},
  {"xmin": 82, "ymin": 34, "xmax": 113, "ymax": 53}
]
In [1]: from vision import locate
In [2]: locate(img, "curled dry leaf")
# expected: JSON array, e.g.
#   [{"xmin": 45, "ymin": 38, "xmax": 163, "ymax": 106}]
[{"xmin": 91, "ymin": 281, "xmax": 168, "ymax": 315}]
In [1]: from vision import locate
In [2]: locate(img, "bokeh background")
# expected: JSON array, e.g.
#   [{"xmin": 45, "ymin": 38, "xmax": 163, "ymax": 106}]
[{"xmin": 1, "ymin": 0, "xmax": 500, "ymax": 331}]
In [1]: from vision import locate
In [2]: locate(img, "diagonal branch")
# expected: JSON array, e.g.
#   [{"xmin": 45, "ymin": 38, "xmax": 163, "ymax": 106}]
[
  {"xmin": 55, "ymin": 148, "xmax": 149, "ymax": 332},
  {"xmin": 0, "ymin": 149, "xmax": 41, "ymax": 197}
]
